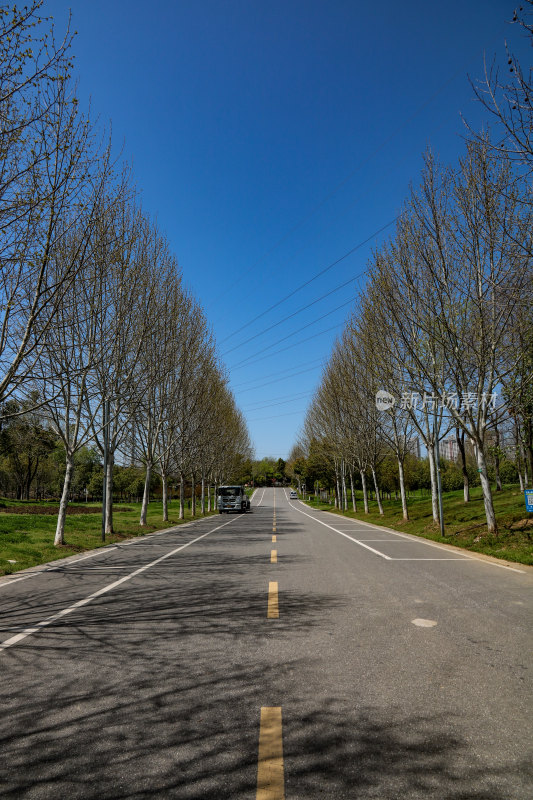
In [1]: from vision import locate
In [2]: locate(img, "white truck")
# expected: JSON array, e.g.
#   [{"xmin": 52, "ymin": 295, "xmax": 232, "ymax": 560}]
[{"xmin": 217, "ymin": 485, "xmax": 250, "ymax": 514}]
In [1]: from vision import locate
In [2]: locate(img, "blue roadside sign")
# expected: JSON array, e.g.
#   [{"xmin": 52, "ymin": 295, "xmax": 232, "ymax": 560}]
[{"xmin": 525, "ymin": 490, "xmax": 533, "ymax": 513}]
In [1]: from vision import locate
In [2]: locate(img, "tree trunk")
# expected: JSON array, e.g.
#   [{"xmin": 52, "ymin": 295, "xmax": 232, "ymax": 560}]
[
  {"xmin": 341, "ymin": 462, "xmax": 348, "ymax": 511},
  {"xmin": 428, "ymin": 444, "xmax": 439, "ymax": 522},
  {"xmin": 162, "ymin": 472, "xmax": 168, "ymax": 522},
  {"xmin": 494, "ymin": 426, "xmax": 503, "ymax": 492},
  {"xmin": 477, "ymin": 446, "xmax": 498, "ymax": 535},
  {"xmin": 526, "ymin": 438, "xmax": 533, "ymax": 487},
  {"xmin": 335, "ymin": 470, "xmax": 341, "ymax": 510},
  {"xmin": 140, "ymin": 461, "xmax": 152, "ymax": 526},
  {"xmin": 360, "ymin": 470, "xmax": 369, "ymax": 513},
  {"xmin": 191, "ymin": 473, "xmax": 196, "ymax": 517},
  {"xmin": 105, "ymin": 451, "xmax": 114, "ymax": 534},
  {"xmin": 55, "ymin": 454, "xmax": 74, "ymax": 546},
  {"xmin": 207, "ymin": 482, "xmax": 212, "ymax": 512},
  {"xmin": 456, "ymin": 428, "xmax": 470, "ymax": 503},
  {"xmin": 349, "ymin": 469, "xmax": 357, "ymax": 513},
  {"xmin": 371, "ymin": 466, "xmax": 384, "ymax": 515},
  {"xmin": 201, "ymin": 473, "xmax": 205, "ymax": 515},
  {"xmin": 179, "ymin": 475, "xmax": 185, "ymax": 519},
  {"xmin": 397, "ymin": 457, "xmax": 409, "ymax": 520}
]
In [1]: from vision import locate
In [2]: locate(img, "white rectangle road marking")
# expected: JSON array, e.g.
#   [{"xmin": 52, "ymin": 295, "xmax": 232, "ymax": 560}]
[
  {"xmin": 288, "ymin": 503, "xmax": 392, "ymax": 560},
  {"xmin": 288, "ymin": 501, "xmax": 526, "ymax": 573}
]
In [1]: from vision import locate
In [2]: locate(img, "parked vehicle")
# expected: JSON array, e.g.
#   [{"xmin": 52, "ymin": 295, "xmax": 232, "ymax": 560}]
[{"xmin": 217, "ymin": 485, "xmax": 250, "ymax": 513}]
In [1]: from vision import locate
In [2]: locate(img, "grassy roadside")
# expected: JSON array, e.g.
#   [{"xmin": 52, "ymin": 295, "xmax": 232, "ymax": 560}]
[
  {"xmin": 302, "ymin": 484, "xmax": 533, "ymax": 565},
  {"xmin": 0, "ymin": 499, "xmax": 218, "ymax": 577}
]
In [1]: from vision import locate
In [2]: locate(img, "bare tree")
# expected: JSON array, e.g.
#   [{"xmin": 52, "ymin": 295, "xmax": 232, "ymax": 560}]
[
  {"xmin": 466, "ymin": 2, "xmax": 533, "ymax": 171},
  {"xmin": 372, "ymin": 146, "xmax": 531, "ymax": 534},
  {"xmin": 0, "ymin": 6, "xmax": 99, "ymax": 409}
]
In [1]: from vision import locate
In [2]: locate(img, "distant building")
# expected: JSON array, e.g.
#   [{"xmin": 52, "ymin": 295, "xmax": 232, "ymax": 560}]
[
  {"xmin": 407, "ymin": 437, "xmax": 420, "ymax": 459},
  {"xmin": 441, "ymin": 437, "xmax": 459, "ymax": 461}
]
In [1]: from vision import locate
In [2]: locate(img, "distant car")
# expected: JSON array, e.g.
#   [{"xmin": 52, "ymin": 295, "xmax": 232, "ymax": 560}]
[{"xmin": 289, "ymin": 490, "xmax": 298, "ymax": 499}]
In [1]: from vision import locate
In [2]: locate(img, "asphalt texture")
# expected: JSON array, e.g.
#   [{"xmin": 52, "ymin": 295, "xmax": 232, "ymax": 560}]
[{"xmin": 0, "ymin": 487, "xmax": 532, "ymax": 799}]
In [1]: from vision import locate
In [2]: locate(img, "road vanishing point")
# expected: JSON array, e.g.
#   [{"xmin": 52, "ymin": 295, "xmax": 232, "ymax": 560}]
[{"xmin": 1, "ymin": 488, "xmax": 532, "ymax": 799}]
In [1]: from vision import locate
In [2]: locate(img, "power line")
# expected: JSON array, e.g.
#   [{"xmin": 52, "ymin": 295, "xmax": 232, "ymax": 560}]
[
  {"xmin": 221, "ymin": 219, "xmax": 395, "ymax": 358},
  {"xmin": 236, "ymin": 363, "xmax": 325, "ymax": 394},
  {"xmin": 229, "ymin": 297, "xmax": 354, "ymax": 370},
  {"xmin": 242, "ymin": 391, "xmax": 312, "ymax": 412},
  {"xmin": 230, "ymin": 357, "xmax": 324, "ymax": 390},
  {"xmin": 230, "ymin": 321, "xmax": 344, "ymax": 372},
  {"xmin": 247, "ymin": 409, "xmax": 307, "ymax": 423}
]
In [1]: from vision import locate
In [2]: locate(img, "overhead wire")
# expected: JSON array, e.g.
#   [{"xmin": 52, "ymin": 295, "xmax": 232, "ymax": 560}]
[
  {"xmin": 230, "ymin": 357, "xmax": 325, "ymax": 389},
  {"xmin": 220, "ymin": 264, "xmax": 368, "ymax": 358},
  {"xmin": 242, "ymin": 391, "xmax": 312, "ymax": 412},
  {"xmin": 220, "ymin": 218, "xmax": 396, "ymax": 347},
  {"xmin": 247, "ymin": 409, "xmax": 308, "ymax": 423},
  {"xmin": 228, "ymin": 296, "xmax": 355, "ymax": 370},
  {"xmin": 230, "ymin": 321, "xmax": 344, "ymax": 372},
  {"xmin": 236, "ymin": 363, "xmax": 326, "ymax": 394}
]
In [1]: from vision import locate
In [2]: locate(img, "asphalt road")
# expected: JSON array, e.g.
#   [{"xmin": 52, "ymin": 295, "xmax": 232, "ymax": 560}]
[{"xmin": 1, "ymin": 487, "xmax": 532, "ymax": 799}]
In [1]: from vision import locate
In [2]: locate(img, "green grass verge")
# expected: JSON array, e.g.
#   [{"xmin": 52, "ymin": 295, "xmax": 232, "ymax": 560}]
[
  {"xmin": 303, "ymin": 484, "xmax": 533, "ymax": 565},
  {"xmin": 0, "ymin": 499, "xmax": 217, "ymax": 576}
]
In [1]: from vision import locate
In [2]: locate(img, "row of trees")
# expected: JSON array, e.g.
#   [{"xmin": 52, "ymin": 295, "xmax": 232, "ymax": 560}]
[
  {"xmin": 288, "ymin": 438, "xmax": 520, "ymax": 504},
  {"xmin": 293, "ymin": 6, "xmax": 533, "ymax": 535},
  {"xmin": 0, "ymin": 4, "xmax": 252, "ymax": 544}
]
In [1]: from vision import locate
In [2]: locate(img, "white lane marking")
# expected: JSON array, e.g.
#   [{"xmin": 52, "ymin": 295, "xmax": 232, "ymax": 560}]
[
  {"xmin": 412, "ymin": 618, "xmax": 437, "ymax": 627},
  {"xmin": 349, "ymin": 538, "xmax": 417, "ymax": 542},
  {"xmin": 288, "ymin": 503, "xmax": 391, "ymax": 560},
  {"xmin": 0, "ymin": 573, "xmax": 38, "ymax": 589},
  {"xmin": 53, "ymin": 547, "xmax": 119, "ymax": 566},
  {"xmin": 391, "ymin": 557, "xmax": 471, "ymax": 561},
  {"xmin": 0, "ymin": 515, "xmax": 241, "ymax": 653},
  {"xmin": 256, "ymin": 487, "xmax": 266, "ymax": 507},
  {"xmin": 293, "ymin": 504, "xmax": 526, "ymax": 574},
  {"xmin": 0, "ymin": 547, "xmax": 121, "ymax": 591}
]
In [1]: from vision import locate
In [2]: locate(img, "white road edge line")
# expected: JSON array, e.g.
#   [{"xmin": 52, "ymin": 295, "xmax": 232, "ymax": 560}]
[
  {"xmin": 0, "ymin": 547, "xmax": 121, "ymax": 591},
  {"xmin": 0, "ymin": 515, "xmax": 241, "ymax": 653},
  {"xmin": 289, "ymin": 502, "xmax": 392, "ymax": 560},
  {"xmin": 292, "ymin": 501, "xmax": 526, "ymax": 574},
  {"xmin": 51, "ymin": 547, "xmax": 119, "ymax": 566},
  {"xmin": 0, "ymin": 573, "xmax": 37, "ymax": 588}
]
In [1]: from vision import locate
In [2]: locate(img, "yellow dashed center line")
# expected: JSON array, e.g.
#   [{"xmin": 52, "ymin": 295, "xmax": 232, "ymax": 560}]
[
  {"xmin": 271, "ymin": 550, "xmax": 277, "ymax": 563},
  {"xmin": 256, "ymin": 707, "xmax": 285, "ymax": 800},
  {"xmin": 272, "ymin": 534, "xmax": 276, "ymax": 542},
  {"xmin": 267, "ymin": 582, "xmax": 279, "ymax": 618}
]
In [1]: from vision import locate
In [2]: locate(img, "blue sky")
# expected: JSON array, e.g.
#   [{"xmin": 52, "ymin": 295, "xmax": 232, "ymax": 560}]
[{"xmin": 47, "ymin": 0, "xmax": 522, "ymax": 460}]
